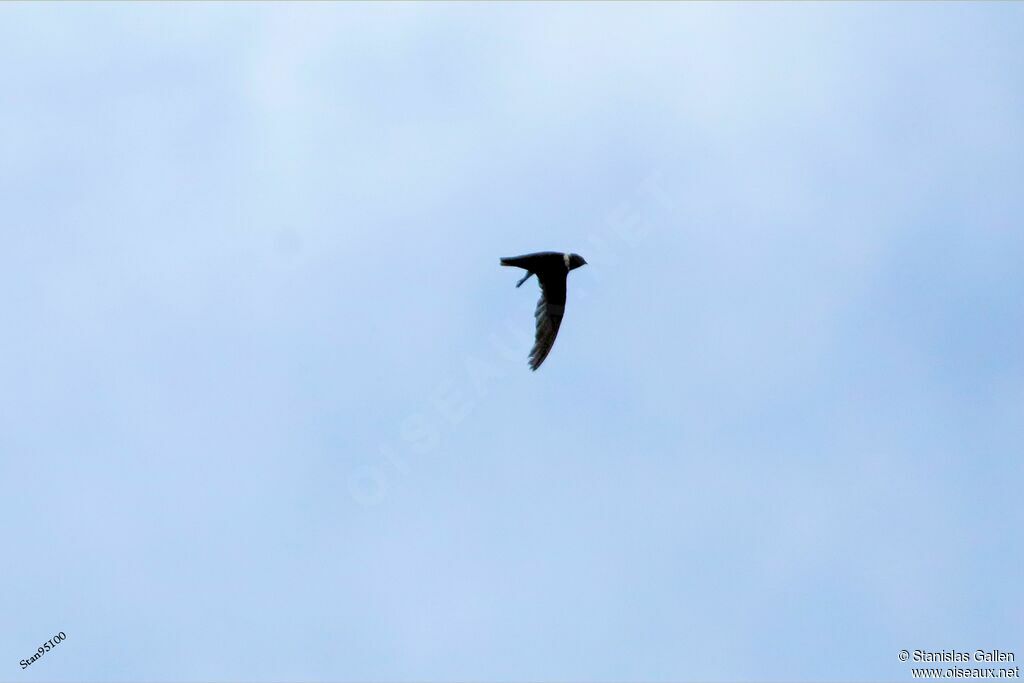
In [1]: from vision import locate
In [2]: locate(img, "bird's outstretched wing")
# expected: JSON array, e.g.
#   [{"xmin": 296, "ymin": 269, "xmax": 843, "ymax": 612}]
[{"xmin": 529, "ymin": 272, "xmax": 567, "ymax": 371}]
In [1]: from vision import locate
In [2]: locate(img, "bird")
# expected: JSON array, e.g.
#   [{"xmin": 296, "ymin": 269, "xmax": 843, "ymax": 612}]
[{"xmin": 500, "ymin": 251, "xmax": 587, "ymax": 370}]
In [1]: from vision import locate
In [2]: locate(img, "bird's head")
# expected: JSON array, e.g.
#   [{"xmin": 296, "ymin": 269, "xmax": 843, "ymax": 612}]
[{"xmin": 567, "ymin": 253, "xmax": 587, "ymax": 271}]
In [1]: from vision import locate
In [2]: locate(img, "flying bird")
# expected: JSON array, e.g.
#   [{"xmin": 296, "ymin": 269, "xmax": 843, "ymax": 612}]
[{"xmin": 500, "ymin": 251, "xmax": 587, "ymax": 370}]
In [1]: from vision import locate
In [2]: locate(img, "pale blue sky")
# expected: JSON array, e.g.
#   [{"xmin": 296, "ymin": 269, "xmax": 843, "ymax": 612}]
[{"xmin": 2, "ymin": 3, "xmax": 1022, "ymax": 681}]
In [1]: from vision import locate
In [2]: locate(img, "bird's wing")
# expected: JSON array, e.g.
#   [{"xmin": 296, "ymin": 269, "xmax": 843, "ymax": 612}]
[
  {"xmin": 529, "ymin": 272, "xmax": 568, "ymax": 371},
  {"xmin": 500, "ymin": 252, "xmax": 560, "ymax": 269}
]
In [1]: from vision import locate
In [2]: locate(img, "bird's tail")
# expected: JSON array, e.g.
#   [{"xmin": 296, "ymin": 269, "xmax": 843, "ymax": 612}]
[{"xmin": 499, "ymin": 257, "xmax": 514, "ymax": 266}]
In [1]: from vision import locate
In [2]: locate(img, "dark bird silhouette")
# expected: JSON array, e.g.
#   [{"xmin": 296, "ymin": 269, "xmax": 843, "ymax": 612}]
[{"xmin": 500, "ymin": 251, "xmax": 587, "ymax": 370}]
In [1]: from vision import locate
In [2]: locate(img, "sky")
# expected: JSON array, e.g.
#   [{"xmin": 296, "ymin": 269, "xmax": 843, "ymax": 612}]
[{"xmin": 1, "ymin": 2, "xmax": 1023, "ymax": 681}]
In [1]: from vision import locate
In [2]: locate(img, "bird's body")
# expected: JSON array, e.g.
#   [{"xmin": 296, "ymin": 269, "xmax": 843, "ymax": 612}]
[{"xmin": 500, "ymin": 251, "xmax": 587, "ymax": 370}]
